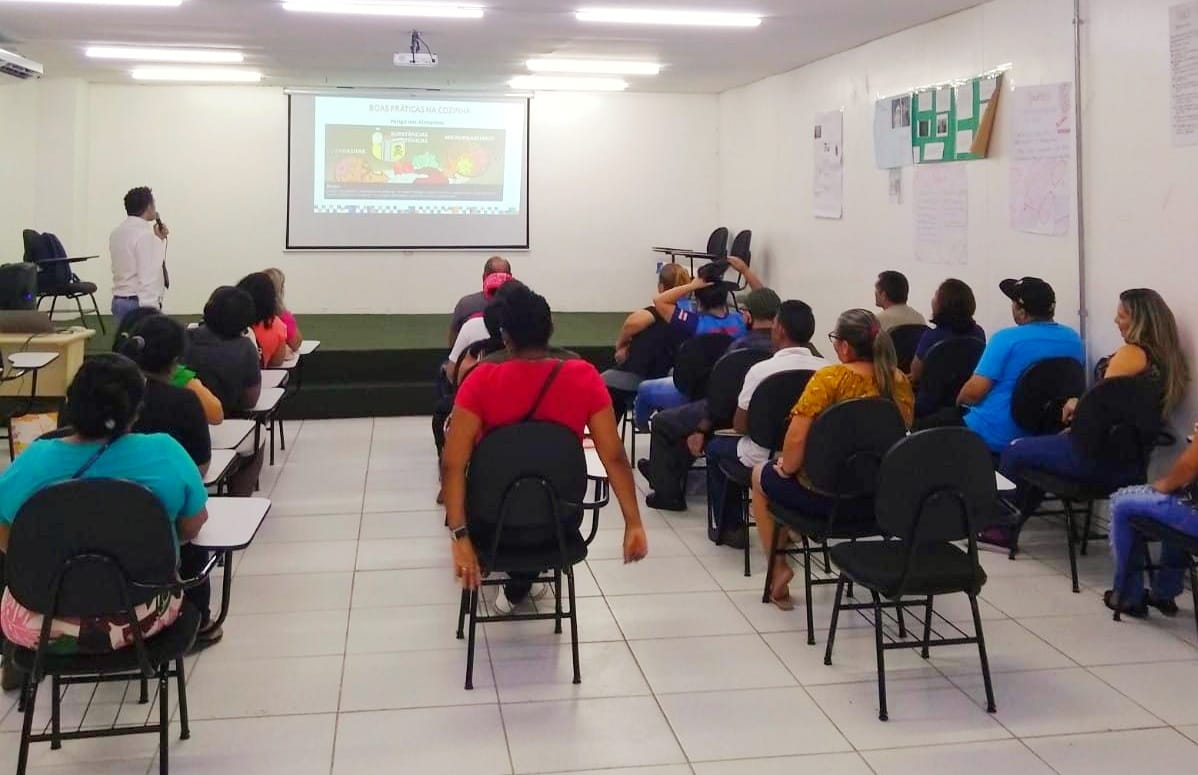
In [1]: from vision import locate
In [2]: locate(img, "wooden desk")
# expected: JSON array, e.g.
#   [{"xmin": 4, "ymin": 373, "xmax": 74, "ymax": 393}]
[{"xmin": 0, "ymin": 328, "xmax": 95, "ymax": 398}]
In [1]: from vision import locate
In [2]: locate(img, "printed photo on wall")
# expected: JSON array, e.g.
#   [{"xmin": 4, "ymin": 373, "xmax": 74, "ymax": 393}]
[
  {"xmin": 936, "ymin": 115, "xmax": 949, "ymax": 136},
  {"xmin": 891, "ymin": 96, "xmax": 911, "ymax": 129}
]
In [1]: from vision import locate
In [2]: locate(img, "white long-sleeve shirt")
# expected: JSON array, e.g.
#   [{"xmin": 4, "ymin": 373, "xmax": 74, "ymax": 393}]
[{"xmin": 109, "ymin": 216, "xmax": 165, "ymax": 306}]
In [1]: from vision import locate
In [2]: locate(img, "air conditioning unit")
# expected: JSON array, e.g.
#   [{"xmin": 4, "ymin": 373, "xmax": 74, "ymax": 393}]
[{"xmin": 0, "ymin": 48, "xmax": 43, "ymax": 80}]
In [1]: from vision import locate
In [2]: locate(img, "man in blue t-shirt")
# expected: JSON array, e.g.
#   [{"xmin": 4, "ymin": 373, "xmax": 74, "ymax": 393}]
[
  {"xmin": 631, "ymin": 257, "xmax": 762, "ymax": 430},
  {"xmin": 955, "ymin": 277, "xmax": 1085, "ymax": 452}
]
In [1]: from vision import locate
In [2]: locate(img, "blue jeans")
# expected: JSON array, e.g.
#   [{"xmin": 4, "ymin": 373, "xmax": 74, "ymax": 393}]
[
  {"xmin": 111, "ymin": 296, "xmax": 143, "ymax": 326},
  {"xmin": 999, "ymin": 432, "xmax": 1143, "ymax": 515},
  {"xmin": 633, "ymin": 376, "xmax": 688, "ymax": 430},
  {"xmin": 1110, "ymin": 485, "xmax": 1198, "ymax": 605},
  {"xmin": 705, "ymin": 435, "xmax": 744, "ymax": 540}
]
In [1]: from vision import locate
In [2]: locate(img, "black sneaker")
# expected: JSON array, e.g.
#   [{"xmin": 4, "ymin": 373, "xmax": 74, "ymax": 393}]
[
  {"xmin": 1104, "ymin": 589, "xmax": 1149, "ymax": 618},
  {"xmin": 1146, "ymin": 594, "xmax": 1180, "ymax": 617},
  {"xmin": 636, "ymin": 459, "xmax": 651, "ymax": 480},
  {"xmin": 645, "ymin": 492, "xmax": 687, "ymax": 512}
]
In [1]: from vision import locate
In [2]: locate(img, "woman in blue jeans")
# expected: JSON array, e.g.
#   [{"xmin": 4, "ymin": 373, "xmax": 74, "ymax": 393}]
[
  {"xmin": 992, "ymin": 289, "xmax": 1189, "ymax": 548},
  {"xmin": 1107, "ymin": 426, "xmax": 1198, "ymax": 617}
]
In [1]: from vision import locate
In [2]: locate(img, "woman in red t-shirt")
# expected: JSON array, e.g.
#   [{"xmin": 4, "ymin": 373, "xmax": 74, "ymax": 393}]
[
  {"xmin": 444, "ymin": 284, "xmax": 649, "ymax": 607},
  {"xmin": 237, "ymin": 272, "xmax": 290, "ymax": 368}
]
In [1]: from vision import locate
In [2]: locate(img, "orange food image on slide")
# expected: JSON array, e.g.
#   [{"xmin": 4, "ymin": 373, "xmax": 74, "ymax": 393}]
[{"xmin": 334, "ymin": 156, "xmax": 388, "ymax": 184}]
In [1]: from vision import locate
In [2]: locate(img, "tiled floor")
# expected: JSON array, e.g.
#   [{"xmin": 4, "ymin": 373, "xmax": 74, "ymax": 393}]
[{"xmin": 4, "ymin": 416, "xmax": 1198, "ymax": 774}]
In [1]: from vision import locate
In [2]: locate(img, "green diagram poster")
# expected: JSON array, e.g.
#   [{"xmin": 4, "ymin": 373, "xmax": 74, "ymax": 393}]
[{"xmin": 913, "ymin": 72, "xmax": 1003, "ymax": 164}]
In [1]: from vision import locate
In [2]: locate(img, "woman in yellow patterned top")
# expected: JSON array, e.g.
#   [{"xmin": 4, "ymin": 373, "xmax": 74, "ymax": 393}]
[{"xmin": 750, "ymin": 309, "xmax": 914, "ymax": 608}]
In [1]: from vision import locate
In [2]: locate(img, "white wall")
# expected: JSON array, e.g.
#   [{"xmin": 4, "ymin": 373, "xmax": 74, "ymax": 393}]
[
  {"xmin": 7, "ymin": 83, "xmax": 719, "ymax": 314},
  {"xmin": 1085, "ymin": 0, "xmax": 1198, "ymax": 424},
  {"xmin": 0, "ymin": 81, "xmax": 39, "ymax": 261},
  {"xmin": 719, "ymin": 0, "xmax": 1080, "ymax": 347}
]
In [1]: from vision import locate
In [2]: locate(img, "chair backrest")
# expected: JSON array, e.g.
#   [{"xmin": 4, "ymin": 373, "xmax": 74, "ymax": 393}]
[
  {"xmin": 6, "ymin": 479, "xmax": 178, "ymax": 619},
  {"xmin": 916, "ymin": 336, "xmax": 985, "ymax": 414},
  {"xmin": 706, "ymin": 348, "xmax": 771, "ymax": 429},
  {"xmin": 22, "ymin": 230, "xmax": 71, "ymax": 289},
  {"xmin": 620, "ymin": 311, "xmax": 679, "ymax": 380},
  {"xmin": 1011, "ymin": 357, "xmax": 1086, "ymax": 435},
  {"xmin": 804, "ymin": 398, "xmax": 908, "ymax": 499},
  {"xmin": 729, "ymin": 230, "xmax": 752, "ymax": 262},
  {"xmin": 21, "ymin": 229, "xmax": 44, "ymax": 263},
  {"xmin": 1070, "ymin": 376, "xmax": 1162, "ymax": 469},
  {"xmin": 890, "ymin": 324, "xmax": 930, "ymax": 373},
  {"xmin": 466, "ymin": 421, "xmax": 587, "ymax": 557},
  {"xmin": 706, "ymin": 227, "xmax": 729, "ymax": 258},
  {"xmin": 876, "ymin": 428, "xmax": 997, "ymax": 545},
  {"xmin": 672, "ymin": 333, "xmax": 733, "ymax": 399},
  {"xmin": 746, "ymin": 369, "xmax": 815, "ymax": 451}
]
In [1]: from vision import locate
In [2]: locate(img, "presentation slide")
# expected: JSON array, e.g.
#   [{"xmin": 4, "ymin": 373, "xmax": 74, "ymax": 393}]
[{"xmin": 288, "ymin": 93, "xmax": 529, "ymax": 250}]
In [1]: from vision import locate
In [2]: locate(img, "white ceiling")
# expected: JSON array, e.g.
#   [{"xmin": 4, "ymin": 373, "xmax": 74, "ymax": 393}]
[{"xmin": 1, "ymin": 0, "xmax": 987, "ymax": 93}]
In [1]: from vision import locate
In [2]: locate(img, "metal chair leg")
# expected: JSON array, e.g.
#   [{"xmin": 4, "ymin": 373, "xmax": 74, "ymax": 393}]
[
  {"xmin": 158, "ymin": 669, "xmax": 170, "ymax": 775},
  {"xmin": 90, "ymin": 294, "xmax": 106, "ymax": 334},
  {"xmin": 140, "ymin": 676, "xmax": 150, "ymax": 704},
  {"xmin": 464, "ymin": 590, "xmax": 480, "ymax": 690},
  {"xmin": 742, "ymin": 487, "xmax": 752, "ymax": 578},
  {"xmin": 278, "ymin": 417, "xmax": 286, "ymax": 451},
  {"xmin": 456, "ymin": 589, "xmax": 468, "ymax": 640},
  {"xmin": 872, "ymin": 591, "xmax": 888, "ymax": 721},
  {"xmin": 74, "ymin": 296, "xmax": 88, "ymax": 330},
  {"xmin": 553, "ymin": 569, "xmax": 563, "ymax": 635},
  {"xmin": 16, "ymin": 676, "xmax": 39, "ymax": 775},
  {"xmin": 803, "ymin": 536, "xmax": 816, "ymax": 645},
  {"xmin": 1063, "ymin": 500, "xmax": 1081, "ymax": 593},
  {"xmin": 896, "ymin": 602, "xmax": 908, "ymax": 639},
  {"xmin": 176, "ymin": 657, "xmax": 191, "ymax": 740},
  {"xmin": 824, "ymin": 575, "xmax": 847, "ymax": 666},
  {"xmin": 970, "ymin": 593, "xmax": 997, "ymax": 713},
  {"xmin": 50, "ymin": 673, "xmax": 61, "ymax": 749},
  {"xmin": 921, "ymin": 596, "xmax": 934, "ymax": 659},
  {"xmin": 1080, "ymin": 500, "xmax": 1094, "ymax": 556},
  {"xmin": 567, "ymin": 567, "xmax": 581, "ymax": 685}
]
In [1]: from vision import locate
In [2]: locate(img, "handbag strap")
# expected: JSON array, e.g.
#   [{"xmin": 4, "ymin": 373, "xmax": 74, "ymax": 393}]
[{"xmin": 523, "ymin": 359, "xmax": 566, "ymax": 423}]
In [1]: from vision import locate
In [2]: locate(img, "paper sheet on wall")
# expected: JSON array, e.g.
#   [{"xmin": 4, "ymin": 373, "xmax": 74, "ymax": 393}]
[
  {"xmin": 1010, "ymin": 159, "xmax": 1071, "ymax": 236},
  {"xmin": 914, "ymin": 164, "xmax": 968, "ymax": 265},
  {"xmin": 1171, "ymin": 1, "xmax": 1198, "ymax": 146},
  {"xmin": 873, "ymin": 95, "xmax": 912, "ymax": 169},
  {"xmin": 813, "ymin": 110, "xmax": 844, "ymax": 219},
  {"xmin": 1009, "ymin": 83, "xmax": 1074, "ymax": 235}
]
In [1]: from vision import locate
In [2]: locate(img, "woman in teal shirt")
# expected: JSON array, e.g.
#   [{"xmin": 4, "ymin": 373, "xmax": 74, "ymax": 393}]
[{"xmin": 0, "ymin": 355, "xmax": 209, "ymax": 655}]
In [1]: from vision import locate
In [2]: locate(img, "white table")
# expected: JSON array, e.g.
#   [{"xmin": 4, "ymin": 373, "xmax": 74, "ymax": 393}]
[
  {"xmin": 249, "ymin": 387, "xmax": 286, "ymax": 465},
  {"xmin": 208, "ymin": 419, "xmax": 256, "ymax": 451},
  {"xmin": 261, "ymin": 370, "xmax": 288, "ymax": 390},
  {"xmin": 5, "ymin": 351, "xmax": 61, "ymax": 401},
  {"xmin": 251, "ymin": 387, "xmax": 285, "ymax": 414},
  {"xmin": 996, "ymin": 472, "xmax": 1017, "ymax": 492},
  {"xmin": 280, "ymin": 339, "xmax": 321, "ymax": 370},
  {"xmin": 192, "ymin": 496, "xmax": 272, "ymax": 627},
  {"xmin": 203, "ymin": 449, "xmax": 238, "ymax": 489}
]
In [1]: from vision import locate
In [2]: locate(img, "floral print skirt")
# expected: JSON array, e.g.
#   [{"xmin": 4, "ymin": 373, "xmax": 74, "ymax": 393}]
[{"xmin": 1, "ymin": 588, "xmax": 183, "ymax": 655}]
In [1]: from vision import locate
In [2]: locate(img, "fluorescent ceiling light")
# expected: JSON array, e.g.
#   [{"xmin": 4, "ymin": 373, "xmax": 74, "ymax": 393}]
[
  {"xmin": 0, "ymin": 0, "xmax": 183, "ymax": 6},
  {"xmin": 526, "ymin": 58, "xmax": 660, "ymax": 76},
  {"xmin": 281, "ymin": 1, "xmax": 483, "ymax": 17},
  {"xmin": 87, "ymin": 46, "xmax": 244, "ymax": 64},
  {"xmin": 509, "ymin": 75, "xmax": 628, "ymax": 92},
  {"xmin": 576, "ymin": 8, "xmax": 761, "ymax": 27},
  {"xmin": 131, "ymin": 66, "xmax": 262, "ymax": 82}
]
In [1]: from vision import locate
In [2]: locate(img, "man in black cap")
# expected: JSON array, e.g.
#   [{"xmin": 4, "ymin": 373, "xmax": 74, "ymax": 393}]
[{"xmin": 923, "ymin": 276, "xmax": 1083, "ymax": 453}]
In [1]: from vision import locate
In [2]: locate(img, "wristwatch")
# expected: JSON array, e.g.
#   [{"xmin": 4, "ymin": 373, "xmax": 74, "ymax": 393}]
[{"xmin": 448, "ymin": 525, "xmax": 469, "ymax": 542}]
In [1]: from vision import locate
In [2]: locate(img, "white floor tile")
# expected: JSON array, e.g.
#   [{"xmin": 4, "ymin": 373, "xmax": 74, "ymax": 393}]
[
  {"xmin": 927, "ymin": 619, "xmax": 1075, "ymax": 676},
  {"xmin": 588, "ymin": 555, "xmax": 719, "ymax": 596},
  {"xmin": 979, "ymin": 576, "xmax": 1102, "ymax": 618},
  {"xmin": 185, "ymin": 655, "xmax": 344, "ymax": 719},
  {"xmin": 1026, "ymin": 727, "xmax": 1198, "ymax": 774},
  {"xmin": 503, "ymin": 696, "xmax": 685, "ymax": 774},
  {"xmin": 339, "ymin": 650, "xmax": 496, "ymax": 711},
  {"xmin": 202, "ymin": 609, "xmax": 349, "ymax": 661},
  {"xmin": 864, "ymin": 739, "xmax": 1055, "ymax": 775},
  {"xmin": 1090, "ymin": 660, "xmax": 1198, "ymax": 725},
  {"xmin": 806, "ymin": 675, "xmax": 1010, "ymax": 750},
  {"xmin": 951, "ymin": 666, "xmax": 1164, "ymax": 736},
  {"xmin": 658, "ymin": 687, "xmax": 852, "ymax": 761},
  {"xmin": 765, "ymin": 629, "xmax": 941, "ymax": 687},
  {"xmin": 225, "ymin": 571, "xmax": 353, "ymax": 614},
  {"xmin": 490, "ymin": 641, "xmax": 651, "ymax": 703},
  {"xmin": 237, "ymin": 540, "xmax": 359, "ymax": 576},
  {"xmin": 347, "ymin": 604, "xmax": 465, "ymax": 653},
  {"xmin": 161, "ymin": 714, "xmax": 336, "ymax": 775},
  {"xmin": 332, "ymin": 706, "xmax": 510, "ymax": 775},
  {"xmin": 607, "ymin": 592, "xmax": 754, "ymax": 640},
  {"xmin": 483, "ymin": 595, "xmax": 625, "ymax": 646},
  {"xmin": 631, "ymin": 634, "xmax": 795, "ymax": 694},
  {"xmin": 269, "ymin": 463, "xmax": 366, "ymax": 516},
  {"xmin": 354, "ymin": 537, "xmax": 448, "ymax": 571},
  {"xmin": 352, "ymin": 567, "xmax": 462, "ymax": 608},
  {"xmin": 586, "ymin": 524, "xmax": 692, "ymax": 560},
  {"xmin": 1020, "ymin": 613, "xmax": 1198, "ymax": 666},
  {"xmin": 692, "ymin": 753, "xmax": 872, "ymax": 775},
  {"xmin": 359, "ymin": 510, "xmax": 448, "ymax": 539},
  {"xmin": 256, "ymin": 513, "xmax": 362, "ymax": 543}
]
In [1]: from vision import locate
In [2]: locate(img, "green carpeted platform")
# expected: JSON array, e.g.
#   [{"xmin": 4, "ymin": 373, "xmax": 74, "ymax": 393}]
[{"xmin": 81, "ymin": 312, "xmax": 626, "ymax": 353}]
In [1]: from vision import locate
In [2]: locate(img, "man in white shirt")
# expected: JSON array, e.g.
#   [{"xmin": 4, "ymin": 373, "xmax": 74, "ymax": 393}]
[
  {"xmin": 110, "ymin": 186, "xmax": 168, "ymax": 324},
  {"xmin": 704, "ymin": 300, "xmax": 828, "ymax": 545}
]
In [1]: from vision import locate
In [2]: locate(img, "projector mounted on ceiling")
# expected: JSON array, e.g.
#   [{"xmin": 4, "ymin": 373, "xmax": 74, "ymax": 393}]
[
  {"xmin": 394, "ymin": 30, "xmax": 438, "ymax": 68},
  {"xmin": 0, "ymin": 47, "xmax": 43, "ymax": 80}
]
